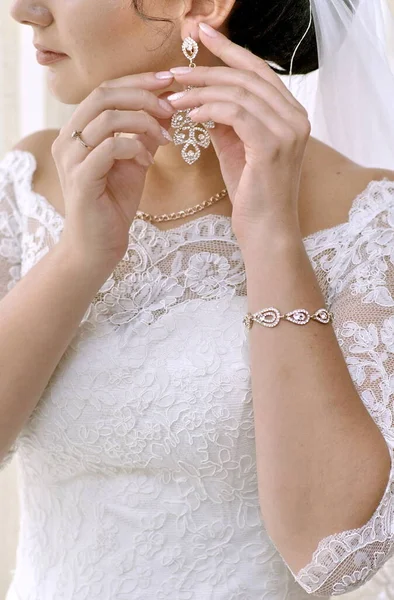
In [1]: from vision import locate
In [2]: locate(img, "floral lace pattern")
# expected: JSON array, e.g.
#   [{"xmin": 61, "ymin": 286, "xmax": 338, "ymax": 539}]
[{"xmin": 1, "ymin": 149, "xmax": 394, "ymax": 599}]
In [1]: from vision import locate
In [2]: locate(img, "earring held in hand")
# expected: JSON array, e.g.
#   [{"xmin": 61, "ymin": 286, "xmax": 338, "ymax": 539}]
[{"xmin": 170, "ymin": 34, "xmax": 215, "ymax": 165}]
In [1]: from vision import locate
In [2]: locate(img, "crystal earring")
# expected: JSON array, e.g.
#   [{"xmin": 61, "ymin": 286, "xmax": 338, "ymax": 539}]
[{"xmin": 170, "ymin": 35, "xmax": 215, "ymax": 165}]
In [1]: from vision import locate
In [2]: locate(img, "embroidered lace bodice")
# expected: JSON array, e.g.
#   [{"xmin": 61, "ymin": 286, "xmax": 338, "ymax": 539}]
[{"xmin": 1, "ymin": 149, "xmax": 394, "ymax": 600}]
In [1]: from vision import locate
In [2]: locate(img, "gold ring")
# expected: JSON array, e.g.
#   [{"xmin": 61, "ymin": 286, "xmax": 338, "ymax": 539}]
[{"xmin": 71, "ymin": 130, "xmax": 94, "ymax": 151}]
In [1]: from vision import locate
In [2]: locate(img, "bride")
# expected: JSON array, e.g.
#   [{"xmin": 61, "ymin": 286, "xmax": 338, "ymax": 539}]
[{"xmin": 0, "ymin": 0, "xmax": 394, "ymax": 597}]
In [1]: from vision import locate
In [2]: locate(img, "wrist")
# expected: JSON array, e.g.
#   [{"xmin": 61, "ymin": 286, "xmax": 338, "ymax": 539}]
[
  {"xmin": 55, "ymin": 236, "xmax": 120, "ymax": 284},
  {"xmin": 239, "ymin": 220, "xmax": 303, "ymax": 264}
]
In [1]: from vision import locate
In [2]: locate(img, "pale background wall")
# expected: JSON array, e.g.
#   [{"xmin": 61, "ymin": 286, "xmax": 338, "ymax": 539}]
[{"xmin": 0, "ymin": 0, "xmax": 394, "ymax": 598}]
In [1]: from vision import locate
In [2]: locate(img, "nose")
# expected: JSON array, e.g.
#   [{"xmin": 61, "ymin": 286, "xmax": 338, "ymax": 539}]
[{"xmin": 9, "ymin": 0, "xmax": 53, "ymax": 26}]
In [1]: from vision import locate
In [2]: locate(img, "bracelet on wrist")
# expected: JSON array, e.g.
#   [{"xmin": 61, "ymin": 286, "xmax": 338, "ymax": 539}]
[{"xmin": 243, "ymin": 307, "xmax": 333, "ymax": 330}]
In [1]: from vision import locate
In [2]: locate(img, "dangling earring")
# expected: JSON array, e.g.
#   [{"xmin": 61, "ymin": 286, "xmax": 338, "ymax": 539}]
[{"xmin": 170, "ymin": 36, "xmax": 215, "ymax": 165}]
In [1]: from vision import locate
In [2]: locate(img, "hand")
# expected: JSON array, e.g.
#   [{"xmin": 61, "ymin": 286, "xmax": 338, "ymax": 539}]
[
  {"xmin": 168, "ymin": 24, "xmax": 311, "ymax": 247},
  {"xmin": 52, "ymin": 72, "xmax": 175, "ymax": 267}
]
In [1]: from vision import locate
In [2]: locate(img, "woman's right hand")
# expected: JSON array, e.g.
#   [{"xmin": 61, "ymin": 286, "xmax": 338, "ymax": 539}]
[{"xmin": 52, "ymin": 72, "xmax": 175, "ymax": 268}]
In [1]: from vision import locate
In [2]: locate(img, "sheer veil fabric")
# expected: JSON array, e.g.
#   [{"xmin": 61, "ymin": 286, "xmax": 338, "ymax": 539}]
[{"xmin": 285, "ymin": 0, "xmax": 394, "ymax": 170}]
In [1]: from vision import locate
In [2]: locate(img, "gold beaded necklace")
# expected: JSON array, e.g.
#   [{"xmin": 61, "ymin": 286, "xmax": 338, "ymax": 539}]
[{"xmin": 133, "ymin": 188, "xmax": 229, "ymax": 224}]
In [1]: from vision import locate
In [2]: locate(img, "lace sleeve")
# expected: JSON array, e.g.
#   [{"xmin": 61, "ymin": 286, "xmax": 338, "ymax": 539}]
[
  {"xmin": 292, "ymin": 190, "xmax": 394, "ymax": 596},
  {"xmin": 0, "ymin": 152, "xmax": 24, "ymax": 471}
]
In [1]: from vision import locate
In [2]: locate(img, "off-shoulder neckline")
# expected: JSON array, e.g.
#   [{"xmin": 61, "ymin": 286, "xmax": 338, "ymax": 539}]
[{"xmin": 4, "ymin": 149, "xmax": 394, "ymax": 243}]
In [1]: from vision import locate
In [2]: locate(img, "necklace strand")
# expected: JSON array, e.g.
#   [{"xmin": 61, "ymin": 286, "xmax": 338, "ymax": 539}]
[{"xmin": 133, "ymin": 188, "xmax": 228, "ymax": 223}]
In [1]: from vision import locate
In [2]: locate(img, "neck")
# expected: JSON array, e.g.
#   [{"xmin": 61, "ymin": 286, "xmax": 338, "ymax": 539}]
[
  {"xmin": 138, "ymin": 135, "xmax": 325, "ymax": 216},
  {"xmin": 139, "ymin": 135, "xmax": 228, "ymax": 215}
]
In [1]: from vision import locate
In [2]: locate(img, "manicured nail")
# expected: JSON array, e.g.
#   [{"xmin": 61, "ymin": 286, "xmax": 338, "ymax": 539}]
[
  {"xmin": 160, "ymin": 127, "xmax": 173, "ymax": 142},
  {"xmin": 170, "ymin": 67, "xmax": 193, "ymax": 75},
  {"xmin": 167, "ymin": 90, "xmax": 189, "ymax": 102},
  {"xmin": 158, "ymin": 98, "xmax": 174, "ymax": 112},
  {"xmin": 199, "ymin": 23, "xmax": 218, "ymax": 37},
  {"xmin": 155, "ymin": 71, "xmax": 174, "ymax": 80},
  {"xmin": 188, "ymin": 108, "xmax": 200, "ymax": 118},
  {"xmin": 136, "ymin": 152, "xmax": 155, "ymax": 167}
]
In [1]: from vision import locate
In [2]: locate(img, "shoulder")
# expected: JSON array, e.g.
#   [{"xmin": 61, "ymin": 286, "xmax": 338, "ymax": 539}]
[
  {"xmin": 10, "ymin": 128, "xmax": 60, "ymax": 192},
  {"xmin": 299, "ymin": 139, "xmax": 394, "ymax": 238},
  {"xmin": 12, "ymin": 128, "xmax": 60, "ymax": 154},
  {"xmin": 369, "ymin": 167, "xmax": 394, "ymax": 182},
  {"xmin": 0, "ymin": 129, "xmax": 57, "ymax": 191}
]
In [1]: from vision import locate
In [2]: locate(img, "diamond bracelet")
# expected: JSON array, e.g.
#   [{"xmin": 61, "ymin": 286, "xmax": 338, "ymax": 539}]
[{"xmin": 243, "ymin": 307, "xmax": 334, "ymax": 330}]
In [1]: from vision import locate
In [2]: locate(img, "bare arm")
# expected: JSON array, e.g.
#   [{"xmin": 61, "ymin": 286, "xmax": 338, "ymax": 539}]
[
  {"xmin": 0, "ymin": 71, "xmax": 176, "ymax": 464},
  {"xmin": 241, "ymin": 176, "xmax": 394, "ymax": 596}
]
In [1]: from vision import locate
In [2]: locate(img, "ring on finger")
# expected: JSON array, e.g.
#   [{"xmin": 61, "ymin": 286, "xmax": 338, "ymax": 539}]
[{"xmin": 71, "ymin": 130, "xmax": 95, "ymax": 151}]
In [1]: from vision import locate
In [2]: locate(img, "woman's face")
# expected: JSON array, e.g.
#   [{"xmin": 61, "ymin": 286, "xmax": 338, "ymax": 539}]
[{"xmin": 10, "ymin": 0, "xmax": 223, "ymax": 104}]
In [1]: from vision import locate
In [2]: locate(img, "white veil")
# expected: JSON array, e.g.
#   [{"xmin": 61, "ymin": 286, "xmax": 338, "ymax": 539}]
[{"xmin": 282, "ymin": 0, "xmax": 394, "ymax": 170}]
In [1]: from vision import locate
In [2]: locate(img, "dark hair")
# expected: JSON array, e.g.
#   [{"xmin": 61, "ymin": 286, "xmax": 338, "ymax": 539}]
[
  {"xmin": 228, "ymin": 0, "xmax": 318, "ymax": 75},
  {"xmin": 132, "ymin": 0, "xmax": 356, "ymax": 76},
  {"xmin": 131, "ymin": 0, "xmax": 317, "ymax": 75}
]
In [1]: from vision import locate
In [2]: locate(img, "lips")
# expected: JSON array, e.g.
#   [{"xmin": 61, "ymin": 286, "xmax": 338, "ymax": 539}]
[
  {"xmin": 35, "ymin": 50, "xmax": 68, "ymax": 66},
  {"xmin": 34, "ymin": 43, "xmax": 66, "ymax": 55}
]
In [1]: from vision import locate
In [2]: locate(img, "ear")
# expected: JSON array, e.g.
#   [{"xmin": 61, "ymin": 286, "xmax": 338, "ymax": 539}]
[{"xmin": 179, "ymin": 0, "xmax": 236, "ymax": 42}]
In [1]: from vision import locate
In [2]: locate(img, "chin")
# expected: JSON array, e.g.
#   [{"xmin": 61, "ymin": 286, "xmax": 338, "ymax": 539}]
[
  {"xmin": 46, "ymin": 62, "xmax": 100, "ymax": 104},
  {"xmin": 46, "ymin": 71, "xmax": 95, "ymax": 105}
]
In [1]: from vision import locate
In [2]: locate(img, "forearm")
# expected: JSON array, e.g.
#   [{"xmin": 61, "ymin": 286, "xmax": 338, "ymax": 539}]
[
  {"xmin": 241, "ymin": 222, "xmax": 392, "ymax": 575},
  {"xmin": 0, "ymin": 239, "xmax": 115, "ymax": 464}
]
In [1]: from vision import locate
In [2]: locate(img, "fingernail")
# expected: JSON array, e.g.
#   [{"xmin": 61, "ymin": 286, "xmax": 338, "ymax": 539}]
[
  {"xmin": 199, "ymin": 23, "xmax": 218, "ymax": 37},
  {"xmin": 136, "ymin": 152, "xmax": 154, "ymax": 167},
  {"xmin": 155, "ymin": 71, "xmax": 174, "ymax": 80},
  {"xmin": 160, "ymin": 127, "xmax": 173, "ymax": 142},
  {"xmin": 158, "ymin": 98, "xmax": 174, "ymax": 113},
  {"xmin": 170, "ymin": 67, "xmax": 193, "ymax": 75},
  {"xmin": 188, "ymin": 108, "xmax": 200, "ymax": 118},
  {"xmin": 167, "ymin": 90, "xmax": 189, "ymax": 102}
]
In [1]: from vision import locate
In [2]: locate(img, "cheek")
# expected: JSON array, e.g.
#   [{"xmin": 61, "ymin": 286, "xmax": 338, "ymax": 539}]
[
  {"xmin": 71, "ymin": 1, "xmax": 168, "ymax": 80},
  {"xmin": 69, "ymin": 0, "xmax": 135, "ymax": 52},
  {"xmin": 50, "ymin": 0, "xmax": 172, "ymax": 102}
]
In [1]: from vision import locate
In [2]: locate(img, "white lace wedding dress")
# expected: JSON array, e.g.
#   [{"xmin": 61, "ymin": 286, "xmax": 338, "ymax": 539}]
[{"xmin": 0, "ymin": 149, "xmax": 394, "ymax": 600}]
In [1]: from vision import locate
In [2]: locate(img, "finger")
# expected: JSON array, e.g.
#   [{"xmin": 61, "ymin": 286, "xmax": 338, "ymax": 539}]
[
  {"xmin": 169, "ymin": 66, "xmax": 306, "ymax": 114},
  {"xmin": 169, "ymin": 67, "xmax": 306, "ymax": 115},
  {"xmin": 121, "ymin": 132, "xmax": 158, "ymax": 160},
  {"xmin": 187, "ymin": 101, "xmax": 289, "ymax": 157},
  {"xmin": 79, "ymin": 137, "xmax": 153, "ymax": 182},
  {"xmin": 65, "ymin": 85, "xmax": 175, "ymax": 138},
  {"xmin": 168, "ymin": 83, "xmax": 300, "ymax": 123},
  {"xmin": 127, "ymin": 108, "xmax": 174, "ymax": 158},
  {"xmin": 101, "ymin": 70, "xmax": 174, "ymax": 89},
  {"xmin": 82, "ymin": 110, "xmax": 172, "ymax": 149},
  {"xmin": 176, "ymin": 24, "xmax": 298, "ymax": 107}
]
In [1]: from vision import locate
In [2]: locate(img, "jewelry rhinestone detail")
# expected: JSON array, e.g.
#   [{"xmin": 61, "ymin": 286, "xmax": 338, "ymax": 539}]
[
  {"xmin": 171, "ymin": 97, "xmax": 216, "ymax": 165},
  {"xmin": 286, "ymin": 309, "xmax": 310, "ymax": 325},
  {"xmin": 171, "ymin": 36, "xmax": 216, "ymax": 165},
  {"xmin": 182, "ymin": 37, "xmax": 198, "ymax": 65},
  {"xmin": 243, "ymin": 307, "xmax": 334, "ymax": 330},
  {"xmin": 312, "ymin": 308, "xmax": 333, "ymax": 324}
]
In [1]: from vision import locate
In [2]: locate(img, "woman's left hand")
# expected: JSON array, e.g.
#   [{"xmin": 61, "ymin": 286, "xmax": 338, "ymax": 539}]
[{"xmin": 168, "ymin": 23, "xmax": 312, "ymax": 247}]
